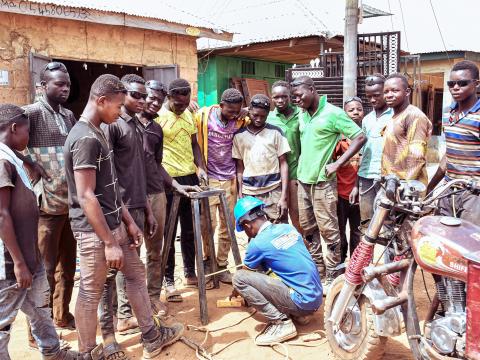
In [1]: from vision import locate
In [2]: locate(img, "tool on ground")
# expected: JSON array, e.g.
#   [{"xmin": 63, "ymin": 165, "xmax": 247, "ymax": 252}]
[{"xmin": 216, "ymin": 296, "xmax": 245, "ymax": 308}]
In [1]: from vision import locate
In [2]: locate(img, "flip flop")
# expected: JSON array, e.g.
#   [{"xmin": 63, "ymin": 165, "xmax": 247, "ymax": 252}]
[
  {"xmin": 166, "ymin": 285, "xmax": 183, "ymax": 303},
  {"xmin": 103, "ymin": 342, "xmax": 130, "ymax": 360},
  {"xmin": 205, "ymin": 278, "xmax": 215, "ymax": 290}
]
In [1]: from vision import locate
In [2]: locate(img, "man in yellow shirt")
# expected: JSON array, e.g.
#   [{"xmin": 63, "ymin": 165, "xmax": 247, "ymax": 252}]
[{"xmin": 156, "ymin": 78, "xmax": 207, "ymax": 301}]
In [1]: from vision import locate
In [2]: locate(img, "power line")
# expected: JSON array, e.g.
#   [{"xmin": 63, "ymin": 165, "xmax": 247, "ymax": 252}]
[
  {"xmin": 387, "ymin": 0, "xmax": 394, "ymax": 31},
  {"xmin": 397, "ymin": 0, "xmax": 409, "ymax": 52},
  {"xmin": 428, "ymin": 0, "xmax": 452, "ymax": 64}
]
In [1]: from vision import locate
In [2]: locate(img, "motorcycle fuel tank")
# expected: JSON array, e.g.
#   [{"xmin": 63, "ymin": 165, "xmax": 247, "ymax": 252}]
[{"xmin": 411, "ymin": 216, "xmax": 480, "ymax": 281}]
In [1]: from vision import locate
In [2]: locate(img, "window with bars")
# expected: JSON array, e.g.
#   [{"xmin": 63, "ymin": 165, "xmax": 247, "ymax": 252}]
[
  {"xmin": 241, "ymin": 60, "xmax": 255, "ymax": 75},
  {"xmin": 275, "ymin": 64, "xmax": 286, "ymax": 78}
]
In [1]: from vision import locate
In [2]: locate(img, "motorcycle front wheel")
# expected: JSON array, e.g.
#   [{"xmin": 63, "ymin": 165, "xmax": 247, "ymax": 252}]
[{"xmin": 324, "ymin": 274, "xmax": 387, "ymax": 360}]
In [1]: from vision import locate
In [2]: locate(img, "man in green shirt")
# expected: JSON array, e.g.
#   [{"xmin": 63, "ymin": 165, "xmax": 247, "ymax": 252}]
[
  {"xmin": 291, "ymin": 76, "xmax": 366, "ymax": 290},
  {"xmin": 267, "ymin": 80, "xmax": 302, "ymax": 233}
]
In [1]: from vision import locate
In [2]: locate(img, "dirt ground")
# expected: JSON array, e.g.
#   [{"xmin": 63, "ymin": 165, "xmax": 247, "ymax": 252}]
[{"xmin": 9, "ymin": 232, "xmax": 433, "ymax": 360}]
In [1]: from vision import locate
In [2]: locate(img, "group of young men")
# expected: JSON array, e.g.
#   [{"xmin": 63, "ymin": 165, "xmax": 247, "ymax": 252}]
[{"xmin": 0, "ymin": 57, "xmax": 479, "ymax": 358}]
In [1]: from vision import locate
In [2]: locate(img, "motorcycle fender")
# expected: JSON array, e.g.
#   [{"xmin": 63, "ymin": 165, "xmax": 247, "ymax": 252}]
[{"xmin": 362, "ymin": 279, "xmax": 403, "ymax": 337}]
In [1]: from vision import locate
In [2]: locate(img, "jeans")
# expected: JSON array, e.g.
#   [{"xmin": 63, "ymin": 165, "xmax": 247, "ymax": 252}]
[
  {"xmin": 201, "ymin": 178, "xmax": 236, "ymax": 267},
  {"xmin": 233, "ymin": 270, "xmax": 312, "ymax": 321},
  {"xmin": 165, "ymin": 174, "xmax": 199, "ymax": 284},
  {"xmin": 146, "ymin": 192, "xmax": 167, "ymax": 298},
  {"xmin": 75, "ymin": 224, "xmax": 156, "ymax": 352},
  {"xmin": 0, "ymin": 266, "xmax": 60, "ymax": 359},
  {"xmin": 337, "ymin": 197, "xmax": 361, "ymax": 262},
  {"xmin": 99, "ymin": 208, "xmax": 145, "ymax": 338},
  {"xmin": 298, "ymin": 180, "xmax": 342, "ymax": 276},
  {"xmin": 358, "ymin": 177, "xmax": 382, "ymax": 227},
  {"xmin": 38, "ymin": 212, "xmax": 76, "ymax": 323}
]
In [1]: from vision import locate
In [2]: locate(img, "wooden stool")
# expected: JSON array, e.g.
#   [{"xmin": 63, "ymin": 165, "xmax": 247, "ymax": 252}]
[{"xmin": 158, "ymin": 188, "xmax": 242, "ymax": 325}]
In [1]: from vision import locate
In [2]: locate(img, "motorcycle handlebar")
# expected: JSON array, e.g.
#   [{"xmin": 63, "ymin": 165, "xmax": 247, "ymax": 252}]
[
  {"xmin": 384, "ymin": 175, "xmax": 400, "ymax": 202},
  {"xmin": 377, "ymin": 176, "xmax": 480, "ymax": 207},
  {"xmin": 424, "ymin": 178, "xmax": 480, "ymax": 205}
]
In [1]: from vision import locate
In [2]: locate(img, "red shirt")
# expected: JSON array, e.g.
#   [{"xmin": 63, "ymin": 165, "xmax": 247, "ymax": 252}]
[{"xmin": 334, "ymin": 138, "xmax": 359, "ymax": 200}]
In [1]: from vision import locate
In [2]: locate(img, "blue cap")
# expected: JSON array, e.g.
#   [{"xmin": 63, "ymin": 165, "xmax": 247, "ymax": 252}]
[{"xmin": 234, "ymin": 196, "xmax": 265, "ymax": 232}]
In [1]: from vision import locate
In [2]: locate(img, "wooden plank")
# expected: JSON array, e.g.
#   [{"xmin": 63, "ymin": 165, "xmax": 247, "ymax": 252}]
[
  {"xmin": 240, "ymin": 78, "xmax": 271, "ymax": 107},
  {"xmin": 0, "ymin": 0, "xmax": 232, "ymax": 41}
]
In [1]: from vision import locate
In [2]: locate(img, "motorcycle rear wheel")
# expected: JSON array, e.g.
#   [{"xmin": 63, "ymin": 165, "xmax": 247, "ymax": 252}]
[{"xmin": 324, "ymin": 274, "xmax": 387, "ymax": 360}]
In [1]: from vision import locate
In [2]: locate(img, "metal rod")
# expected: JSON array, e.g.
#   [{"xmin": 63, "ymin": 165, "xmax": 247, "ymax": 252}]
[
  {"xmin": 201, "ymin": 197, "xmax": 219, "ymax": 289},
  {"xmin": 158, "ymin": 195, "xmax": 180, "ymax": 287},
  {"xmin": 192, "ymin": 199, "xmax": 208, "ymax": 325},
  {"xmin": 205, "ymin": 263, "xmax": 244, "ymax": 278},
  {"xmin": 371, "ymin": 291, "xmax": 408, "ymax": 315},
  {"xmin": 362, "ymin": 258, "xmax": 410, "ymax": 282},
  {"xmin": 220, "ymin": 193, "xmax": 242, "ymax": 265}
]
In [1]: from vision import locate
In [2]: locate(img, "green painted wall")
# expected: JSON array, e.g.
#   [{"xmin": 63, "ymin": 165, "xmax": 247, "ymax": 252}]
[{"xmin": 198, "ymin": 55, "xmax": 292, "ymax": 107}]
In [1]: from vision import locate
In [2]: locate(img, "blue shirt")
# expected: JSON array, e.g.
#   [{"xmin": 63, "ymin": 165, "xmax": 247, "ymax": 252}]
[
  {"xmin": 244, "ymin": 222, "xmax": 323, "ymax": 311},
  {"xmin": 357, "ymin": 108, "xmax": 393, "ymax": 179}
]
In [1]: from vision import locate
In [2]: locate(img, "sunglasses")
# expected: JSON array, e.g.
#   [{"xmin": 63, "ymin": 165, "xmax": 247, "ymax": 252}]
[
  {"xmin": 169, "ymin": 87, "xmax": 191, "ymax": 96},
  {"xmin": 44, "ymin": 62, "xmax": 66, "ymax": 72},
  {"xmin": 447, "ymin": 79, "xmax": 476, "ymax": 88},
  {"xmin": 251, "ymin": 98, "xmax": 270, "ymax": 110},
  {"xmin": 146, "ymin": 80, "xmax": 167, "ymax": 94},
  {"xmin": 128, "ymin": 91, "xmax": 147, "ymax": 100}
]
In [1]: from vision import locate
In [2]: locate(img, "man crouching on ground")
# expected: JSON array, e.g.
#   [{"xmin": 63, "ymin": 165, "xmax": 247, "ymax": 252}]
[{"xmin": 231, "ymin": 196, "xmax": 323, "ymax": 346}]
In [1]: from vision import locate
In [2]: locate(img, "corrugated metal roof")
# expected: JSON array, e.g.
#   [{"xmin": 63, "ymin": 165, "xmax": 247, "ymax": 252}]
[
  {"xmin": 196, "ymin": 0, "xmax": 389, "ymax": 50},
  {"xmin": 27, "ymin": 0, "xmax": 229, "ymax": 32}
]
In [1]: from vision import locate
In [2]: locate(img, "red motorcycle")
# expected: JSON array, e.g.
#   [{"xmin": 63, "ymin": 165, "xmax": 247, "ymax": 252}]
[{"xmin": 324, "ymin": 175, "xmax": 480, "ymax": 360}]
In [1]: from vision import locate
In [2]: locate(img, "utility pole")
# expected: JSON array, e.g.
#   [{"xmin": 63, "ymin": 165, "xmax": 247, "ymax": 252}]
[{"xmin": 343, "ymin": 0, "xmax": 358, "ymax": 101}]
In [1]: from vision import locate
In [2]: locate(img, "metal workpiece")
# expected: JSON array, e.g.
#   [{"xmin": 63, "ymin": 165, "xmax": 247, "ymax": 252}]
[
  {"xmin": 362, "ymin": 259, "xmax": 411, "ymax": 282},
  {"xmin": 371, "ymin": 291, "xmax": 408, "ymax": 315},
  {"xmin": 362, "ymin": 279, "xmax": 403, "ymax": 337}
]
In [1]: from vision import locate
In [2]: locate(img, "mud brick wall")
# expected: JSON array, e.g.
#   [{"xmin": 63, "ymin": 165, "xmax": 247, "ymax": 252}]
[{"xmin": 0, "ymin": 12, "xmax": 198, "ymax": 105}]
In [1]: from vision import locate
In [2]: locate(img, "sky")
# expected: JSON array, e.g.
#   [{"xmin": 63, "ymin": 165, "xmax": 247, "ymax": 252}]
[
  {"xmin": 188, "ymin": 0, "xmax": 479, "ymax": 54},
  {"xmin": 358, "ymin": 0, "xmax": 477, "ymax": 53}
]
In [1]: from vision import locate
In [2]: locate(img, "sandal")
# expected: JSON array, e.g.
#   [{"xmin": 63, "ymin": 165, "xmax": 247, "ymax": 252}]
[
  {"xmin": 103, "ymin": 342, "xmax": 130, "ymax": 360},
  {"xmin": 166, "ymin": 285, "xmax": 183, "ymax": 303},
  {"xmin": 205, "ymin": 278, "xmax": 215, "ymax": 290}
]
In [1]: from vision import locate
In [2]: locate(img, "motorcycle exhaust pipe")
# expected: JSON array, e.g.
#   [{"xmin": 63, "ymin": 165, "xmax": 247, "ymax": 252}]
[
  {"xmin": 371, "ymin": 291, "xmax": 408, "ymax": 315},
  {"xmin": 362, "ymin": 259, "xmax": 410, "ymax": 282},
  {"xmin": 327, "ymin": 282, "xmax": 357, "ymax": 327}
]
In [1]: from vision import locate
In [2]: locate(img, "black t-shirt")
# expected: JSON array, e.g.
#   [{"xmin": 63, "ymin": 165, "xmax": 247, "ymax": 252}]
[
  {"xmin": 136, "ymin": 118, "xmax": 165, "ymax": 195},
  {"xmin": 64, "ymin": 121, "xmax": 122, "ymax": 232},
  {"xmin": 0, "ymin": 159, "xmax": 41, "ymax": 280},
  {"xmin": 101, "ymin": 112, "xmax": 147, "ymax": 209}
]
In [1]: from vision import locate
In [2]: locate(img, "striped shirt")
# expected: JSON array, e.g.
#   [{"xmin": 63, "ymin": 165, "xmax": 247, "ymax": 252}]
[{"xmin": 443, "ymin": 99, "xmax": 480, "ymax": 181}]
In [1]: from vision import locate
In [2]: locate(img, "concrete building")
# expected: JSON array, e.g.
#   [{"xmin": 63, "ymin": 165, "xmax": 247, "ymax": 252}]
[{"xmin": 0, "ymin": 0, "xmax": 231, "ymax": 116}]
